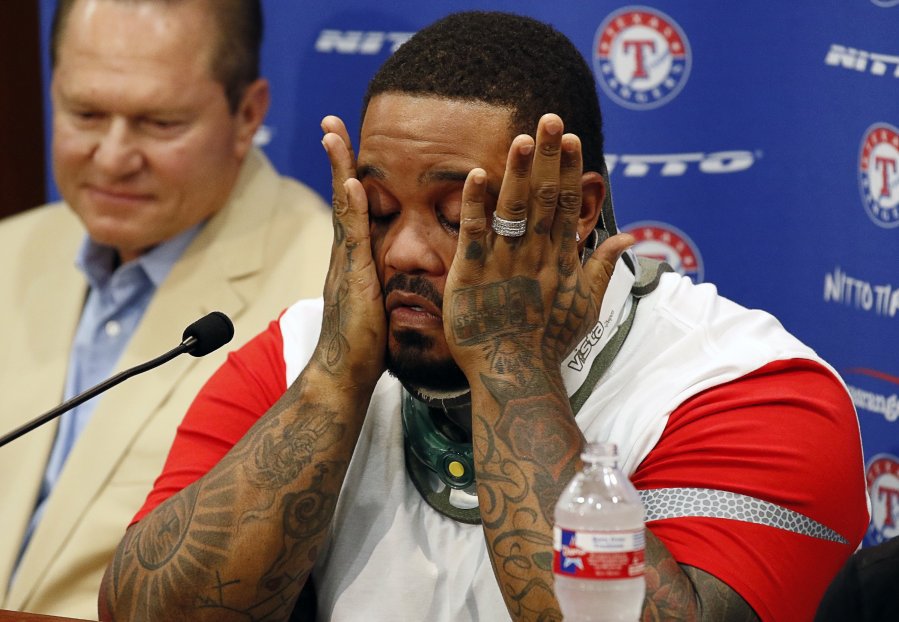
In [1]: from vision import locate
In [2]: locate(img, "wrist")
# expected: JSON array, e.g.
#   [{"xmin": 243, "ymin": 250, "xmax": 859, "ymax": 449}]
[
  {"xmin": 306, "ymin": 352, "xmax": 382, "ymax": 400},
  {"xmin": 465, "ymin": 359, "xmax": 566, "ymax": 394}
]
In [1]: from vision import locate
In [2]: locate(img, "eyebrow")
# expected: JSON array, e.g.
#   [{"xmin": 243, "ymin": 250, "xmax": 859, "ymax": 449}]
[
  {"xmin": 56, "ymin": 87, "xmax": 188, "ymax": 117},
  {"xmin": 356, "ymin": 164, "xmax": 500, "ymax": 197},
  {"xmin": 421, "ymin": 170, "xmax": 500, "ymax": 197},
  {"xmin": 356, "ymin": 164, "xmax": 385, "ymax": 181}
]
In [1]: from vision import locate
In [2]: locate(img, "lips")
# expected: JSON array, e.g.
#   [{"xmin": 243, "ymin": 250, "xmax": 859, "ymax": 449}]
[
  {"xmin": 386, "ymin": 291, "xmax": 442, "ymax": 318},
  {"xmin": 385, "ymin": 292, "xmax": 444, "ymax": 334},
  {"xmin": 85, "ymin": 184, "xmax": 154, "ymax": 206}
]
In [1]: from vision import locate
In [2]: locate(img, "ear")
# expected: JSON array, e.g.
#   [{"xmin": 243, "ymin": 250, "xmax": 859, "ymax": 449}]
[
  {"xmin": 232, "ymin": 78, "xmax": 270, "ymax": 159},
  {"xmin": 577, "ymin": 171, "xmax": 606, "ymax": 248}
]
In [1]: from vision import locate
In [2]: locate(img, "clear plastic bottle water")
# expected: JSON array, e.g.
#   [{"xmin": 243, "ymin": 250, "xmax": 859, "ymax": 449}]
[{"xmin": 553, "ymin": 441, "xmax": 646, "ymax": 622}]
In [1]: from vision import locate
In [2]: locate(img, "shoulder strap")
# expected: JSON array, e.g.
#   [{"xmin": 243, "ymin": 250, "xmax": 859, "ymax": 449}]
[
  {"xmin": 569, "ymin": 257, "xmax": 671, "ymax": 414},
  {"xmin": 631, "ymin": 256, "xmax": 673, "ymax": 298}
]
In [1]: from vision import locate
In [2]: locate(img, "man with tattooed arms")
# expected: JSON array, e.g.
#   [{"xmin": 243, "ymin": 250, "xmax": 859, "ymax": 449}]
[{"xmin": 99, "ymin": 11, "xmax": 868, "ymax": 622}]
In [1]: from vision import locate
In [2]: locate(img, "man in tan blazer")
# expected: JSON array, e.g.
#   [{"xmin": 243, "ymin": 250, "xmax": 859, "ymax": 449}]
[{"xmin": 0, "ymin": 0, "xmax": 332, "ymax": 618}]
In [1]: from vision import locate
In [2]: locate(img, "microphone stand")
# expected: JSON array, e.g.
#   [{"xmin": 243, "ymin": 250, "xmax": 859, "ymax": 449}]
[{"xmin": 0, "ymin": 337, "xmax": 197, "ymax": 449}]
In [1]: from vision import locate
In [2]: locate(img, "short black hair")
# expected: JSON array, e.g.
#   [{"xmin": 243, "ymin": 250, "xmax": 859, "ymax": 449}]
[
  {"xmin": 363, "ymin": 11, "xmax": 605, "ymax": 176},
  {"xmin": 50, "ymin": 0, "xmax": 262, "ymax": 113}
]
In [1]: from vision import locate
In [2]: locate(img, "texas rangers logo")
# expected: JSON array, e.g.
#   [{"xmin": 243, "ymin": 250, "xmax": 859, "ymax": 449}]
[
  {"xmin": 866, "ymin": 454, "xmax": 899, "ymax": 545},
  {"xmin": 859, "ymin": 123, "xmax": 899, "ymax": 228},
  {"xmin": 622, "ymin": 221, "xmax": 704, "ymax": 283},
  {"xmin": 593, "ymin": 6, "xmax": 691, "ymax": 110},
  {"xmin": 557, "ymin": 530, "xmax": 585, "ymax": 574}
]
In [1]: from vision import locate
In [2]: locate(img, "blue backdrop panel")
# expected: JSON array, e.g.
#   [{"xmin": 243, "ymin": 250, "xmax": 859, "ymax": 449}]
[{"xmin": 38, "ymin": 0, "xmax": 899, "ymax": 546}]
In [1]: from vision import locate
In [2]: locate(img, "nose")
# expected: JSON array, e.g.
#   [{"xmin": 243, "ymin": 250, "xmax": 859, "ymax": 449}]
[
  {"xmin": 91, "ymin": 118, "xmax": 143, "ymax": 177},
  {"xmin": 382, "ymin": 211, "xmax": 448, "ymax": 277}
]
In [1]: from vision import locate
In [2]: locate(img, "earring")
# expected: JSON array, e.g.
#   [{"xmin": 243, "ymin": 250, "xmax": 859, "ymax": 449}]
[{"xmin": 576, "ymin": 232, "xmax": 581, "ymax": 242}]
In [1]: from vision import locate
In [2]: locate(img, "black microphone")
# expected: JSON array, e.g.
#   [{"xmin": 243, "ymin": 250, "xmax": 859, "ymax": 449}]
[
  {"xmin": 181, "ymin": 311, "xmax": 235, "ymax": 357},
  {"xmin": 0, "ymin": 311, "xmax": 234, "ymax": 449}
]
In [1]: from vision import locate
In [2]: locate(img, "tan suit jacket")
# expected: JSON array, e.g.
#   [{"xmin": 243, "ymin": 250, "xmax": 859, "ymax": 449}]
[{"xmin": 0, "ymin": 149, "xmax": 332, "ymax": 619}]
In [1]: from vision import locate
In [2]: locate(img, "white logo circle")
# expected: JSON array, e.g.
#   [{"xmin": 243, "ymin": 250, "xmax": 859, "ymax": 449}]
[
  {"xmin": 867, "ymin": 454, "xmax": 899, "ymax": 544},
  {"xmin": 593, "ymin": 7, "xmax": 691, "ymax": 110},
  {"xmin": 622, "ymin": 221, "xmax": 704, "ymax": 283},
  {"xmin": 859, "ymin": 123, "xmax": 899, "ymax": 228}
]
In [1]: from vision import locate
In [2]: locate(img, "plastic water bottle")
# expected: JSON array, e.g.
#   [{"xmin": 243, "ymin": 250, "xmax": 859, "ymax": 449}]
[{"xmin": 553, "ymin": 441, "xmax": 646, "ymax": 621}]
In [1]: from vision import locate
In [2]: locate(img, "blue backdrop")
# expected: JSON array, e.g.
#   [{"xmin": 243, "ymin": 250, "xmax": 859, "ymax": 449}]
[{"xmin": 39, "ymin": 0, "xmax": 899, "ymax": 546}]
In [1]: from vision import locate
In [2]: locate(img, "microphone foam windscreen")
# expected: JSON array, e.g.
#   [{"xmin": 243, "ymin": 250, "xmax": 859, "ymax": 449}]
[{"xmin": 182, "ymin": 311, "xmax": 235, "ymax": 357}]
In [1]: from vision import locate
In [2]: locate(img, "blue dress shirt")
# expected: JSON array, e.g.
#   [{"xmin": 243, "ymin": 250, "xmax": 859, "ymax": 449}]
[{"xmin": 12, "ymin": 224, "xmax": 201, "ymax": 584}]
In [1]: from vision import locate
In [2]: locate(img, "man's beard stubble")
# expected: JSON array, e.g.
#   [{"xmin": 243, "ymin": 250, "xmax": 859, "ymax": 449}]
[{"xmin": 383, "ymin": 273, "xmax": 469, "ymax": 395}]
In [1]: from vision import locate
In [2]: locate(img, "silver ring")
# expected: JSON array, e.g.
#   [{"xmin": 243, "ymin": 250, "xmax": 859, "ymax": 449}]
[{"xmin": 491, "ymin": 214, "xmax": 527, "ymax": 238}]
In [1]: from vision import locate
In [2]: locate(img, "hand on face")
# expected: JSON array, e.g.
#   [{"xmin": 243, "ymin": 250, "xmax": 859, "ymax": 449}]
[
  {"xmin": 443, "ymin": 114, "xmax": 634, "ymax": 385},
  {"xmin": 317, "ymin": 116, "xmax": 386, "ymax": 390}
]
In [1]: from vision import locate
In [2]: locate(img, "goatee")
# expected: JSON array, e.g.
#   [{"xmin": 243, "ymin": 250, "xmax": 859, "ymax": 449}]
[{"xmin": 383, "ymin": 273, "xmax": 469, "ymax": 394}]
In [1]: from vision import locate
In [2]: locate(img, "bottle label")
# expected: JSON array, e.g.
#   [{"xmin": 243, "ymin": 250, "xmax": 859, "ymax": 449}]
[{"xmin": 553, "ymin": 526, "xmax": 646, "ymax": 580}]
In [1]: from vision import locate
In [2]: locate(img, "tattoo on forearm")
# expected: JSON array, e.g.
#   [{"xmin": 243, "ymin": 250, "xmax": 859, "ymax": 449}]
[
  {"xmin": 476, "ymin": 418, "xmax": 557, "ymax": 619},
  {"xmin": 282, "ymin": 476, "xmax": 337, "ymax": 540},
  {"xmin": 107, "ymin": 381, "xmax": 352, "ymax": 621},
  {"xmin": 473, "ymin": 371, "xmax": 582, "ymax": 621},
  {"xmin": 134, "ymin": 484, "xmax": 202, "ymax": 570},
  {"xmin": 111, "ymin": 478, "xmax": 241, "ymax": 618},
  {"xmin": 483, "ymin": 376, "xmax": 578, "ymax": 468},
  {"xmin": 256, "ymin": 462, "xmax": 343, "ymax": 599},
  {"xmin": 247, "ymin": 414, "xmax": 344, "ymax": 490}
]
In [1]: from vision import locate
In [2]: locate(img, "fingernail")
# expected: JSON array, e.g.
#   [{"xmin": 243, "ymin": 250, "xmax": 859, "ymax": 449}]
[
  {"xmin": 519, "ymin": 142, "xmax": 533, "ymax": 156},
  {"xmin": 545, "ymin": 118, "xmax": 562, "ymax": 135}
]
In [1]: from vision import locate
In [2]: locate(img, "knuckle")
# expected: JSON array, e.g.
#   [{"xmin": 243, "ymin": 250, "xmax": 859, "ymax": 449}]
[
  {"xmin": 461, "ymin": 216, "xmax": 488, "ymax": 237},
  {"xmin": 331, "ymin": 196, "xmax": 348, "ymax": 215},
  {"xmin": 534, "ymin": 182, "xmax": 559, "ymax": 206},
  {"xmin": 343, "ymin": 228, "xmax": 368, "ymax": 250},
  {"xmin": 539, "ymin": 141, "xmax": 561, "ymax": 158},
  {"xmin": 558, "ymin": 254, "xmax": 577, "ymax": 277},
  {"xmin": 505, "ymin": 199, "xmax": 528, "ymax": 218},
  {"xmin": 512, "ymin": 163, "xmax": 531, "ymax": 180},
  {"xmin": 558, "ymin": 189, "xmax": 581, "ymax": 211},
  {"xmin": 561, "ymin": 151, "xmax": 581, "ymax": 170}
]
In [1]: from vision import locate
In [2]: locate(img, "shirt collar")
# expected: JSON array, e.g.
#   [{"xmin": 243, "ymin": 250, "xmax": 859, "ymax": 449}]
[{"xmin": 75, "ymin": 222, "xmax": 204, "ymax": 290}]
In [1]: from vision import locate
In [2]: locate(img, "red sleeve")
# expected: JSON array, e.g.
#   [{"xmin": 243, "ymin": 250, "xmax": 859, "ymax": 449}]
[
  {"xmin": 631, "ymin": 358, "xmax": 869, "ymax": 622},
  {"xmin": 131, "ymin": 318, "xmax": 289, "ymax": 524}
]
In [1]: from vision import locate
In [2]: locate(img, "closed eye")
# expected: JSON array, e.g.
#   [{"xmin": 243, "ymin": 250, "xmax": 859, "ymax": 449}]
[
  {"xmin": 370, "ymin": 211, "xmax": 397, "ymax": 226},
  {"xmin": 69, "ymin": 110, "xmax": 105, "ymax": 126},
  {"xmin": 437, "ymin": 210, "xmax": 460, "ymax": 235},
  {"xmin": 140, "ymin": 118, "xmax": 186, "ymax": 135}
]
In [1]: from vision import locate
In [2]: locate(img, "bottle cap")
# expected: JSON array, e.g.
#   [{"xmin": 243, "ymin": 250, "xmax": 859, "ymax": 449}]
[{"xmin": 581, "ymin": 441, "xmax": 618, "ymax": 465}]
